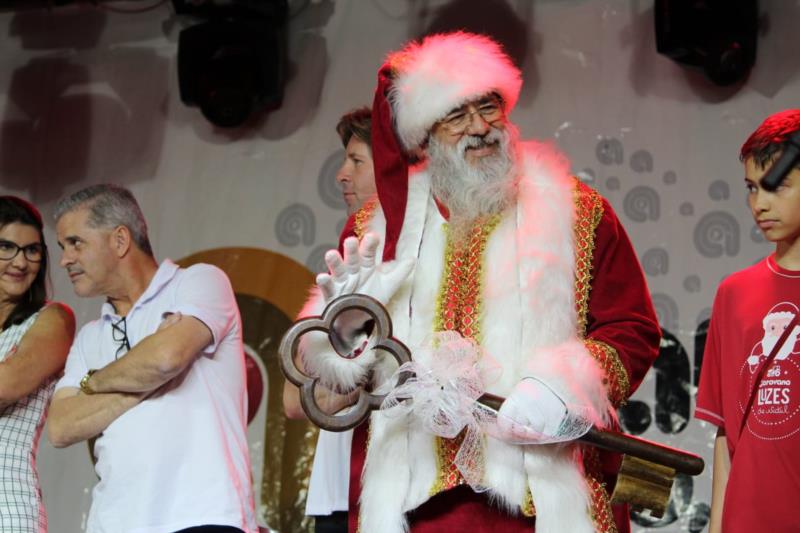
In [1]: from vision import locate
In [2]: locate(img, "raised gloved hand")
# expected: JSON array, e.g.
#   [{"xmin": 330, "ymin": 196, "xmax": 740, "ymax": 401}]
[
  {"xmin": 301, "ymin": 233, "xmax": 414, "ymax": 390},
  {"xmin": 496, "ymin": 377, "xmax": 568, "ymax": 444},
  {"xmin": 316, "ymin": 233, "xmax": 414, "ymax": 306}
]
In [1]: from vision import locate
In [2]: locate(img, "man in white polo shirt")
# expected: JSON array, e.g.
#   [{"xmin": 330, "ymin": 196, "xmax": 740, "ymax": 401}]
[{"xmin": 48, "ymin": 184, "xmax": 257, "ymax": 533}]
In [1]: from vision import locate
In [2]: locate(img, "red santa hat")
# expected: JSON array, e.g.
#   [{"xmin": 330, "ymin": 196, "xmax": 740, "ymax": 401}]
[{"xmin": 370, "ymin": 32, "xmax": 522, "ymax": 261}]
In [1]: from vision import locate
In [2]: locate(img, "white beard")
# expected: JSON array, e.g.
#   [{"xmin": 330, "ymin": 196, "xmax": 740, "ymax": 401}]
[{"xmin": 427, "ymin": 125, "xmax": 518, "ymax": 240}]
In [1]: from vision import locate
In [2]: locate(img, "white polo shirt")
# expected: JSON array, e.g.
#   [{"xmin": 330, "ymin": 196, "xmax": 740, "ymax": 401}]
[{"xmin": 56, "ymin": 260, "xmax": 257, "ymax": 533}]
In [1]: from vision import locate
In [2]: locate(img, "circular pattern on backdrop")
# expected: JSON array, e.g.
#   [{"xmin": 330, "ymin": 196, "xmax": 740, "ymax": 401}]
[
  {"xmin": 693, "ymin": 211, "xmax": 740, "ymax": 258},
  {"xmin": 596, "ymin": 137, "xmax": 624, "ymax": 165},
  {"xmin": 606, "ymin": 176, "xmax": 621, "ymax": 191},
  {"xmin": 683, "ymin": 275, "xmax": 701, "ymax": 293},
  {"xmin": 629, "ymin": 149, "xmax": 654, "ymax": 173},
  {"xmin": 651, "ymin": 292, "xmax": 679, "ymax": 332},
  {"xmin": 306, "ymin": 243, "xmax": 336, "ymax": 274},
  {"xmin": 662, "ymin": 170, "xmax": 677, "ymax": 185},
  {"xmin": 623, "ymin": 185, "xmax": 660, "ymax": 222},
  {"xmin": 317, "ymin": 149, "xmax": 347, "ymax": 209},
  {"xmin": 275, "ymin": 203, "xmax": 316, "ymax": 247},
  {"xmin": 708, "ymin": 180, "xmax": 730, "ymax": 201},
  {"xmin": 679, "ymin": 202, "xmax": 694, "ymax": 216},
  {"xmin": 641, "ymin": 247, "xmax": 669, "ymax": 276}
]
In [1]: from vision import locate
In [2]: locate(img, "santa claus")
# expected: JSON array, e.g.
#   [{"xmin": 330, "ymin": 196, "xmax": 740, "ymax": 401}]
[{"xmin": 296, "ymin": 31, "xmax": 660, "ymax": 533}]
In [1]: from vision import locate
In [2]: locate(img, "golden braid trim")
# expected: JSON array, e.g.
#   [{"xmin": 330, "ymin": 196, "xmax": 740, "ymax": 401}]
[
  {"xmin": 572, "ymin": 178, "xmax": 604, "ymax": 337},
  {"xmin": 585, "ymin": 339, "xmax": 630, "ymax": 408}
]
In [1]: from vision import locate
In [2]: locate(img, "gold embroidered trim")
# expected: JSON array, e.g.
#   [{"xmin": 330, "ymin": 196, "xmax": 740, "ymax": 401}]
[
  {"xmin": 572, "ymin": 178, "xmax": 604, "ymax": 337},
  {"xmin": 430, "ymin": 214, "xmax": 501, "ymax": 497},
  {"xmin": 585, "ymin": 339, "xmax": 630, "ymax": 408},
  {"xmin": 583, "ymin": 447, "xmax": 618, "ymax": 533},
  {"xmin": 353, "ymin": 198, "xmax": 378, "ymax": 240},
  {"xmin": 433, "ymin": 215, "xmax": 501, "ymax": 341}
]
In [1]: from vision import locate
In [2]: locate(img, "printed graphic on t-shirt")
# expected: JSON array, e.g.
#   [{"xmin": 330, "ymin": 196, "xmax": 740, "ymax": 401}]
[{"xmin": 739, "ymin": 302, "xmax": 800, "ymax": 440}]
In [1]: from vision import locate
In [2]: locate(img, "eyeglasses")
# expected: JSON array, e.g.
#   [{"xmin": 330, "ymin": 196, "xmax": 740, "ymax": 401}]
[
  {"xmin": 111, "ymin": 316, "xmax": 131, "ymax": 359},
  {"xmin": 0, "ymin": 240, "xmax": 44, "ymax": 263},
  {"xmin": 437, "ymin": 96, "xmax": 505, "ymax": 135}
]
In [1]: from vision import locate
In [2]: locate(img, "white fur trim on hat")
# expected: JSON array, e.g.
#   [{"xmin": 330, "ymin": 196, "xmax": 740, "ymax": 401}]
[{"xmin": 387, "ymin": 31, "xmax": 522, "ymax": 151}]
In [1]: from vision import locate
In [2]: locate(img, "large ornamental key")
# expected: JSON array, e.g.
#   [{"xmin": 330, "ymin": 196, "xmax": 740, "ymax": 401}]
[
  {"xmin": 279, "ymin": 293, "xmax": 705, "ymax": 518},
  {"xmin": 278, "ymin": 293, "xmax": 413, "ymax": 431}
]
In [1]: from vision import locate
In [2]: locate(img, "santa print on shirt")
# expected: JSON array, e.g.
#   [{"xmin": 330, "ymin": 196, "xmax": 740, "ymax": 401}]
[
  {"xmin": 740, "ymin": 301, "xmax": 800, "ymax": 440},
  {"xmin": 739, "ymin": 302, "xmax": 800, "ymax": 440},
  {"xmin": 696, "ymin": 254, "xmax": 800, "ymax": 532}
]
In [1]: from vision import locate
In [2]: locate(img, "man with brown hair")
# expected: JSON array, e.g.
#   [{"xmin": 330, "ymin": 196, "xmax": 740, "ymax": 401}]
[
  {"xmin": 335, "ymin": 107, "xmax": 376, "ymax": 216},
  {"xmin": 284, "ymin": 108, "xmax": 377, "ymax": 533}
]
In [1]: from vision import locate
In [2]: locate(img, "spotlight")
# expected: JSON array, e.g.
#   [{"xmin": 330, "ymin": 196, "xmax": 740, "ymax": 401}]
[
  {"xmin": 175, "ymin": 1, "xmax": 287, "ymax": 128},
  {"xmin": 655, "ymin": 0, "xmax": 757, "ymax": 86}
]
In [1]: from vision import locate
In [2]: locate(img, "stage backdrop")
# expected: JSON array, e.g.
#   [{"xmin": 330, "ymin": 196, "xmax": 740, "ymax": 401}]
[{"xmin": 1, "ymin": 0, "xmax": 798, "ymax": 531}]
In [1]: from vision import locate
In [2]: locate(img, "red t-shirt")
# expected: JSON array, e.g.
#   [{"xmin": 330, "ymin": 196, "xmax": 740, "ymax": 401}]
[{"xmin": 696, "ymin": 255, "xmax": 800, "ymax": 532}]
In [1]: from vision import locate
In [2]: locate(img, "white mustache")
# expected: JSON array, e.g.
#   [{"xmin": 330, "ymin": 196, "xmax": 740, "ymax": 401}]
[
  {"xmin": 66, "ymin": 266, "xmax": 84, "ymax": 275},
  {"xmin": 460, "ymin": 129, "xmax": 503, "ymax": 151}
]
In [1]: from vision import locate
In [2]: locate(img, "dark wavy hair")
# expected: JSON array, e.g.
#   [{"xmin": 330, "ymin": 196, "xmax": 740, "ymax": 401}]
[
  {"xmin": 0, "ymin": 196, "xmax": 48, "ymax": 329},
  {"xmin": 336, "ymin": 106, "xmax": 372, "ymax": 148}
]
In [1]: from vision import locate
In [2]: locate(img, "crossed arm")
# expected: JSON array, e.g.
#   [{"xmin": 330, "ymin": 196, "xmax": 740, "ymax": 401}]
[
  {"xmin": 0, "ymin": 303, "xmax": 74, "ymax": 409},
  {"xmin": 48, "ymin": 314, "xmax": 213, "ymax": 448}
]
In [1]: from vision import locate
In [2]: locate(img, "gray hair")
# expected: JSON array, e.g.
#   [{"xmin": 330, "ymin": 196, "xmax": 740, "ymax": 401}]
[{"xmin": 54, "ymin": 184, "xmax": 154, "ymax": 257}]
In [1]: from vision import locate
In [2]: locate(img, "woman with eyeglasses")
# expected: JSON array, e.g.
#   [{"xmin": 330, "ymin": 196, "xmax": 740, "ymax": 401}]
[{"xmin": 0, "ymin": 196, "xmax": 74, "ymax": 532}]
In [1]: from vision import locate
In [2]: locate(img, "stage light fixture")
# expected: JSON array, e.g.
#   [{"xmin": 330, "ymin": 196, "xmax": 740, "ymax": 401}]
[
  {"xmin": 655, "ymin": 0, "xmax": 757, "ymax": 86},
  {"xmin": 175, "ymin": 1, "xmax": 287, "ymax": 128}
]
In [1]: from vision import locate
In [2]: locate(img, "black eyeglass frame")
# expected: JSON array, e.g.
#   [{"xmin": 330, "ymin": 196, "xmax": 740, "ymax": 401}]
[{"xmin": 0, "ymin": 239, "xmax": 45, "ymax": 263}]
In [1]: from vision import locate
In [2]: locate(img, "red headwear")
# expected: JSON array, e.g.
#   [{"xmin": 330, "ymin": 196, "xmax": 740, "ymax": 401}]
[{"xmin": 370, "ymin": 32, "xmax": 522, "ymax": 261}]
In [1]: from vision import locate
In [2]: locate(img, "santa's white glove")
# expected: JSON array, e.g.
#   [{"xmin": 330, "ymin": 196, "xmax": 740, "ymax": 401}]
[
  {"xmin": 304, "ymin": 233, "xmax": 413, "ymax": 389},
  {"xmin": 496, "ymin": 377, "xmax": 568, "ymax": 444},
  {"xmin": 316, "ymin": 233, "xmax": 414, "ymax": 306}
]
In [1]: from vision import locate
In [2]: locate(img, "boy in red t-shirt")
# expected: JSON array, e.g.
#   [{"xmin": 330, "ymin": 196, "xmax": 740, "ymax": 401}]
[{"xmin": 696, "ymin": 109, "xmax": 800, "ymax": 533}]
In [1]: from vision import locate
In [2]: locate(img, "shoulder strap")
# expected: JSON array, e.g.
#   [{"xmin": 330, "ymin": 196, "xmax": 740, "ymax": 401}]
[{"xmin": 738, "ymin": 313, "xmax": 800, "ymax": 438}]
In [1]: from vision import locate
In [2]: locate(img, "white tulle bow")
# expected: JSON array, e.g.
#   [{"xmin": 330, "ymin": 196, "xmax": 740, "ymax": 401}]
[{"xmin": 380, "ymin": 331, "xmax": 593, "ymax": 490}]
